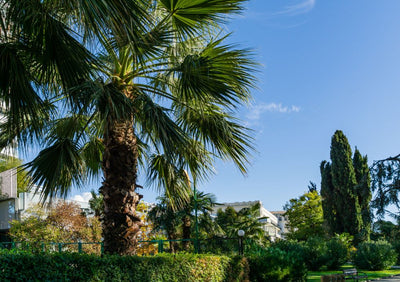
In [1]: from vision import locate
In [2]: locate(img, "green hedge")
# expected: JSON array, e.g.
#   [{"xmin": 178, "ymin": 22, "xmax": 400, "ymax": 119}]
[{"xmin": 0, "ymin": 250, "xmax": 249, "ymax": 281}]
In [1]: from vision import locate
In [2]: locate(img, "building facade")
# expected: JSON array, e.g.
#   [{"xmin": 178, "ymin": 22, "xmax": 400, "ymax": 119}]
[{"xmin": 270, "ymin": 210, "xmax": 289, "ymax": 239}]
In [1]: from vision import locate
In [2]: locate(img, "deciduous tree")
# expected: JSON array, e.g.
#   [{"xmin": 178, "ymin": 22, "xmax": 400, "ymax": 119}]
[
  {"xmin": 9, "ymin": 201, "xmax": 101, "ymax": 253},
  {"xmin": 284, "ymin": 190, "xmax": 325, "ymax": 241}
]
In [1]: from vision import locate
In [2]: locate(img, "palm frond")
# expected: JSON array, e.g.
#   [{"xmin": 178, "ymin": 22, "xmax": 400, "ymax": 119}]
[
  {"xmin": 179, "ymin": 105, "xmax": 254, "ymax": 174},
  {"xmin": 134, "ymin": 93, "xmax": 187, "ymax": 157},
  {"xmin": 158, "ymin": 0, "xmax": 247, "ymax": 38},
  {"xmin": 0, "ymin": 43, "xmax": 50, "ymax": 139},
  {"xmin": 52, "ymin": 0, "xmax": 151, "ymax": 47},
  {"xmin": 5, "ymin": 0, "xmax": 96, "ymax": 90},
  {"xmin": 23, "ymin": 138, "xmax": 86, "ymax": 202},
  {"xmin": 81, "ymin": 136, "xmax": 104, "ymax": 180},
  {"xmin": 170, "ymin": 36, "xmax": 257, "ymax": 108},
  {"xmin": 147, "ymin": 154, "xmax": 190, "ymax": 210}
]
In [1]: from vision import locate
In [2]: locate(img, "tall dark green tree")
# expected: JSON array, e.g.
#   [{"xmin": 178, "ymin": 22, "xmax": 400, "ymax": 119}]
[
  {"xmin": 320, "ymin": 130, "xmax": 371, "ymax": 243},
  {"xmin": 320, "ymin": 161, "xmax": 336, "ymax": 234},
  {"xmin": 353, "ymin": 148, "xmax": 372, "ymax": 241}
]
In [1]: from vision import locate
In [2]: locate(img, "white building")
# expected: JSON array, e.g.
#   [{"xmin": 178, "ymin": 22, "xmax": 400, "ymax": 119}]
[
  {"xmin": 213, "ymin": 200, "xmax": 282, "ymax": 241},
  {"xmin": 270, "ymin": 211, "xmax": 289, "ymax": 239}
]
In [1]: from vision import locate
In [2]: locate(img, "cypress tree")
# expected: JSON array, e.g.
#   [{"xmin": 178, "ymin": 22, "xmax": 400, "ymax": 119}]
[
  {"xmin": 353, "ymin": 148, "xmax": 372, "ymax": 241},
  {"xmin": 321, "ymin": 130, "xmax": 364, "ymax": 243},
  {"xmin": 320, "ymin": 161, "xmax": 336, "ymax": 235}
]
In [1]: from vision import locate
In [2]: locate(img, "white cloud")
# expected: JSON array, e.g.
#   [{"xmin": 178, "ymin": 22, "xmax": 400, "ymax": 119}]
[
  {"xmin": 278, "ymin": 0, "xmax": 316, "ymax": 16},
  {"xmin": 71, "ymin": 192, "xmax": 93, "ymax": 203},
  {"xmin": 247, "ymin": 103, "xmax": 301, "ymax": 120}
]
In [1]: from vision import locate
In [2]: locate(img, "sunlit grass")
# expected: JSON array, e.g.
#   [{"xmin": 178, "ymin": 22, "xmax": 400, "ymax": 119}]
[{"xmin": 307, "ymin": 265, "xmax": 400, "ymax": 282}]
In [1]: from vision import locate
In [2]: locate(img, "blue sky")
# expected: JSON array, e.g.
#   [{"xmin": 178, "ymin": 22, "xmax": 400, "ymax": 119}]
[{"xmin": 67, "ymin": 1, "xmax": 400, "ymax": 211}]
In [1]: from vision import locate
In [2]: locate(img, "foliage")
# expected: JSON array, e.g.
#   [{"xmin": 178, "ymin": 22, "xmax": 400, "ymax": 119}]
[
  {"xmin": 325, "ymin": 237, "xmax": 350, "ymax": 270},
  {"xmin": 9, "ymin": 201, "xmax": 101, "ymax": 253},
  {"xmin": 215, "ymin": 203, "xmax": 269, "ymax": 244},
  {"xmin": 353, "ymin": 240, "xmax": 397, "ymax": 270},
  {"xmin": 88, "ymin": 190, "xmax": 103, "ymax": 218},
  {"xmin": 273, "ymin": 236, "xmax": 351, "ymax": 271},
  {"xmin": 284, "ymin": 190, "xmax": 325, "ymax": 241},
  {"xmin": 0, "ymin": 157, "xmax": 31, "ymax": 194},
  {"xmin": 272, "ymin": 239, "xmax": 305, "ymax": 256},
  {"xmin": 0, "ymin": 250, "xmax": 248, "ymax": 282},
  {"xmin": 148, "ymin": 191, "xmax": 218, "ymax": 252},
  {"xmin": 302, "ymin": 237, "xmax": 328, "ymax": 271},
  {"xmin": 391, "ymin": 241, "xmax": 400, "ymax": 265},
  {"xmin": 371, "ymin": 220, "xmax": 400, "ymax": 242},
  {"xmin": 136, "ymin": 201, "xmax": 164, "ymax": 256},
  {"xmin": 1, "ymin": 0, "xmax": 257, "ymax": 254},
  {"xmin": 148, "ymin": 196, "xmax": 181, "ymax": 252},
  {"xmin": 320, "ymin": 130, "xmax": 371, "ymax": 244},
  {"xmin": 371, "ymin": 154, "xmax": 400, "ymax": 217},
  {"xmin": 353, "ymin": 148, "xmax": 372, "ymax": 241},
  {"xmin": 247, "ymin": 247, "xmax": 307, "ymax": 281}
]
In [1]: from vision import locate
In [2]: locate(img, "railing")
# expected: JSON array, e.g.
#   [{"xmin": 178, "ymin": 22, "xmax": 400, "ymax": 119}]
[
  {"xmin": 0, "ymin": 241, "xmax": 103, "ymax": 255},
  {"xmin": 0, "ymin": 238, "xmax": 266, "ymax": 256}
]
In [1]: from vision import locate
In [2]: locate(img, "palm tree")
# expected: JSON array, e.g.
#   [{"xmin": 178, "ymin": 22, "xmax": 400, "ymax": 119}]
[
  {"xmin": 216, "ymin": 203, "xmax": 268, "ymax": 243},
  {"xmin": 1, "ymin": 0, "xmax": 256, "ymax": 255},
  {"xmin": 88, "ymin": 190, "xmax": 103, "ymax": 218},
  {"xmin": 181, "ymin": 191, "xmax": 217, "ymax": 250},
  {"xmin": 148, "ymin": 196, "xmax": 181, "ymax": 253},
  {"xmin": 148, "ymin": 190, "xmax": 218, "ymax": 252}
]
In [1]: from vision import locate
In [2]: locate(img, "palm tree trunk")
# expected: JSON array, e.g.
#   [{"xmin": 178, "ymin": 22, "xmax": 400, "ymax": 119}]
[
  {"xmin": 182, "ymin": 215, "xmax": 191, "ymax": 250},
  {"xmin": 100, "ymin": 118, "xmax": 142, "ymax": 255}
]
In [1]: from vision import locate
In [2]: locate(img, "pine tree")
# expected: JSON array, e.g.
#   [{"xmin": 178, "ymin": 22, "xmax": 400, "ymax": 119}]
[
  {"xmin": 353, "ymin": 148, "xmax": 372, "ymax": 241},
  {"xmin": 321, "ymin": 130, "xmax": 366, "ymax": 243}
]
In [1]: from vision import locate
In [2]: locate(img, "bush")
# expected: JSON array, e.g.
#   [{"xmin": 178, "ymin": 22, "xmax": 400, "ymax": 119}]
[
  {"xmin": 302, "ymin": 237, "xmax": 328, "ymax": 271},
  {"xmin": 353, "ymin": 240, "xmax": 397, "ymax": 270},
  {"xmin": 273, "ymin": 237, "xmax": 328, "ymax": 271},
  {"xmin": 0, "ymin": 250, "xmax": 248, "ymax": 281},
  {"xmin": 272, "ymin": 239, "xmax": 305, "ymax": 256},
  {"xmin": 248, "ymin": 247, "xmax": 307, "ymax": 281},
  {"xmin": 325, "ymin": 238, "xmax": 349, "ymax": 270},
  {"xmin": 392, "ymin": 241, "xmax": 400, "ymax": 265}
]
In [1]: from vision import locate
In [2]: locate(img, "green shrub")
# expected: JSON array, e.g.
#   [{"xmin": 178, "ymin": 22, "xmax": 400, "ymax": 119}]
[
  {"xmin": 325, "ymin": 237, "xmax": 349, "ymax": 270},
  {"xmin": 392, "ymin": 241, "xmax": 400, "ymax": 265},
  {"xmin": 353, "ymin": 240, "xmax": 397, "ymax": 270},
  {"xmin": 302, "ymin": 237, "xmax": 328, "ymax": 271},
  {"xmin": 272, "ymin": 239, "xmax": 305, "ymax": 256},
  {"xmin": 0, "ymin": 250, "xmax": 248, "ymax": 281},
  {"xmin": 248, "ymin": 247, "xmax": 307, "ymax": 281}
]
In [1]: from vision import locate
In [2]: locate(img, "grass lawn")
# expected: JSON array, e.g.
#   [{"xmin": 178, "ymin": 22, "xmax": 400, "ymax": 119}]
[{"xmin": 307, "ymin": 265, "xmax": 400, "ymax": 281}]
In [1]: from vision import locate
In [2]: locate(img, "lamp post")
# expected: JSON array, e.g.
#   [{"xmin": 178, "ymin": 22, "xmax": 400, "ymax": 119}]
[{"xmin": 238, "ymin": 229, "xmax": 245, "ymax": 256}]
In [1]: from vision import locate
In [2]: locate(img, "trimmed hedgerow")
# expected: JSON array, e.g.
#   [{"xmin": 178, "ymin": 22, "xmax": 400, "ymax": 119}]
[{"xmin": 0, "ymin": 250, "xmax": 249, "ymax": 281}]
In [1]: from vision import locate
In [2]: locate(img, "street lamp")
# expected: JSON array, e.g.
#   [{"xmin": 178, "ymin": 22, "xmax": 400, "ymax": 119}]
[{"xmin": 238, "ymin": 229, "xmax": 245, "ymax": 256}]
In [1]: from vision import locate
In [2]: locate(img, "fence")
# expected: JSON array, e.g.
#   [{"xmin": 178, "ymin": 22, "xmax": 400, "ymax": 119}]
[
  {"xmin": 0, "ymin": 238, "xmax": 266, "ymax": 256},
  {"xmin": 0, "ymin": 241, "xmax": 103, "ymax": 255}
]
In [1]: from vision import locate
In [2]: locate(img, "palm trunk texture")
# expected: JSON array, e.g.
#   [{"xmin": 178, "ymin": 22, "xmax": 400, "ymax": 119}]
[
  {"xmin": 100, "ymin": 118, "xmax": 143, "ymax": 255},
  {"xmin": 182, "ymin": 215, "xmax": 191, "ymax": 250}
]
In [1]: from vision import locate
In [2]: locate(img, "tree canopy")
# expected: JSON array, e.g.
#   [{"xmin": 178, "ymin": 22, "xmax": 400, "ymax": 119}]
[
  {"xmin": 320, "ymin": 130, "xmax": 371, "ymax": 243},
  {"xmin": 1, "ymin": 0, "xmax": 257, "ymax": 254},
  {"xmin": 284, "ymin": 190, "xmax": 324, "ymax": 241}
]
